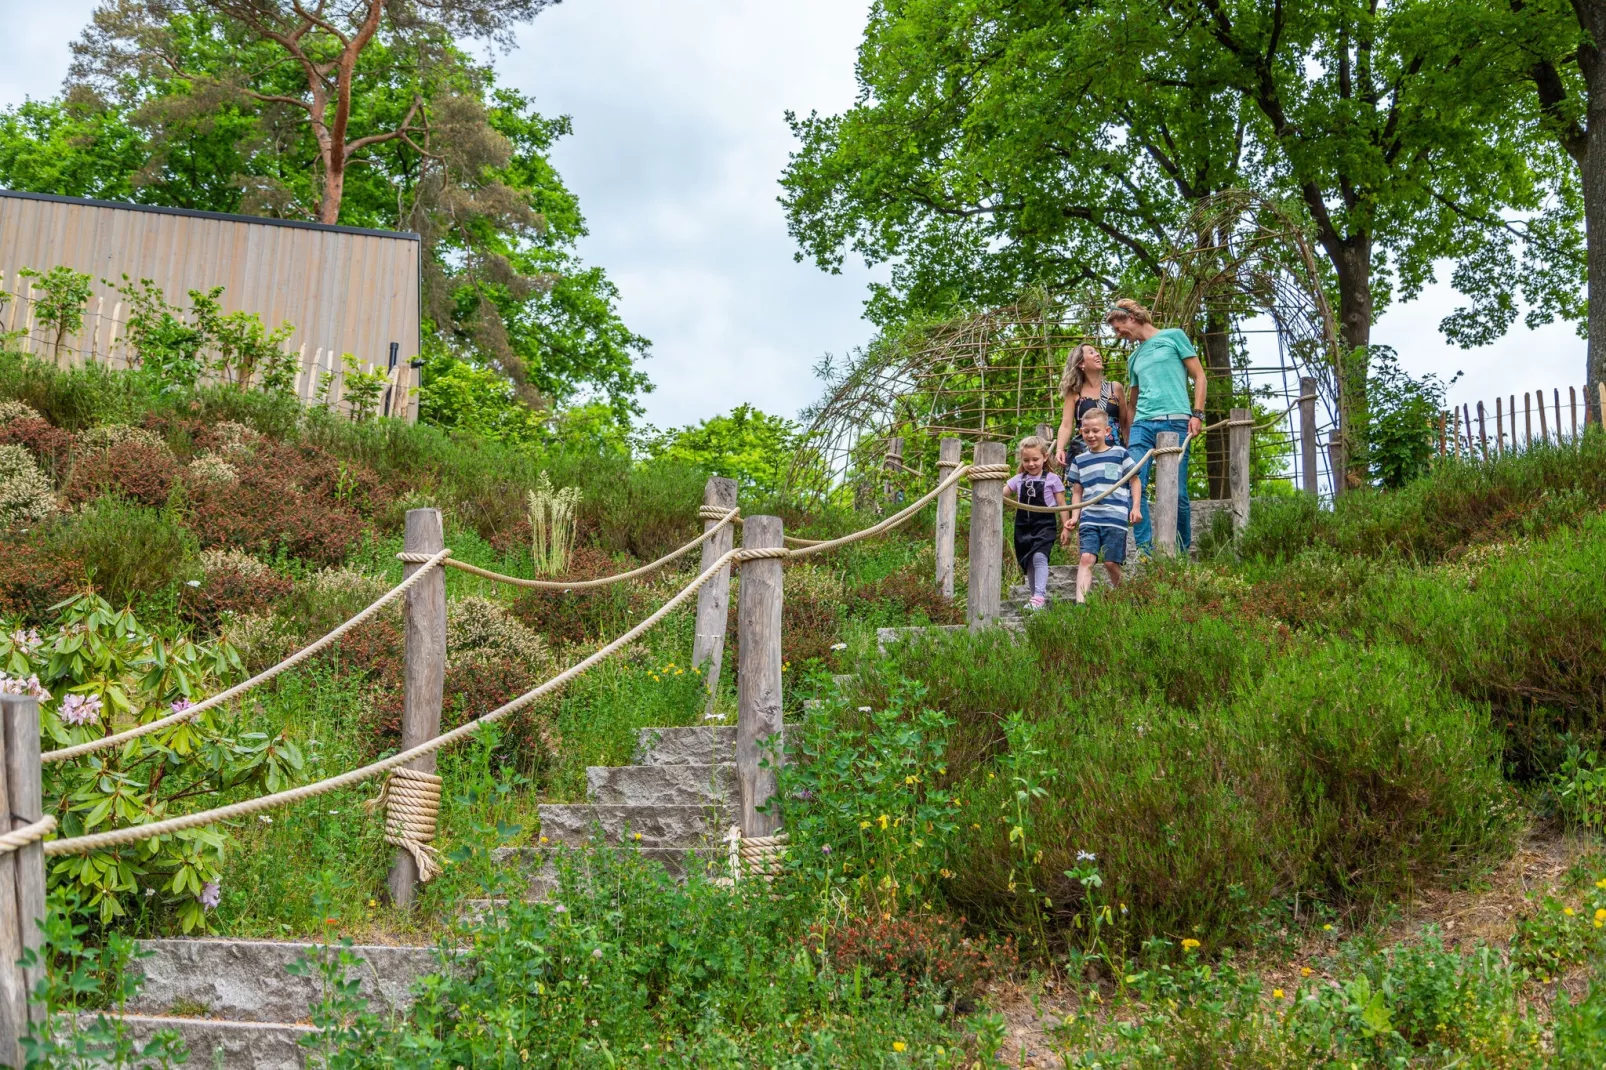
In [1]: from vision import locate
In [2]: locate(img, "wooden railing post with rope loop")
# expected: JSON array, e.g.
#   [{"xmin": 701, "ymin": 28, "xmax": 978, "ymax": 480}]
[
  {"xmin": 1229, "ymin": 406, "xmax": 1252, "ymax": 532},
  {"xmin": 736, "ymin": 517, "xmax": 785, "ymax": 837},
  {"xmin": 967, "ymin": 441, "xmax": 1008, "ymax": 630},
  {"xmin": 1153, "ymin": 432, "xmax": 1182, "ymax": 557},
  {"xmin": 693, "ymin": 476, "xmax": 738, "ymax": 715},
  {"xmin": 1328, "ymin": 430, "xmax": 1346, "ymax": 498},
  {"xmin": 1299, "ymin": 377, "xmax": 1319, "ymax": 496},
  {"xmin": 387, "ymin": 508, "xmax": 447, "ymax": 908},
  {"xmin": 0, "ymin": 694, "xmax": 45, "ymax": 1063},
  {"xmin": 934, "ymin": 438, "xmax": 962, "ymax": 600}
]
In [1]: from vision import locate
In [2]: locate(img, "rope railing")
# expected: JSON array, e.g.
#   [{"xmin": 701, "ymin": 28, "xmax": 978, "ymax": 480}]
[
  {"xmin": 396, "ymin": 508, "xmax": 740, "ymax": 590},
  {"xmin": 40, "ymin": 546, "xmax": 755, "ymax": 858},
  {"xmin": 39, "ymin": 547, "xmax": 457, "ymax": 765}
]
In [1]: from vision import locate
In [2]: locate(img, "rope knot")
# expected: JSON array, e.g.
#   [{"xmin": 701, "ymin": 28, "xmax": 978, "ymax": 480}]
[
  {"xmin": 367, "ymin": 767, "xmax": 443, "ymax": 882},
  {"xmin": 726, "ymin": 826, "xmax": 787, "ymax": 882},
  {"xmin": 697, "ymin": 505, "xmax": 741, "ymax": 522},
  {"xmin": 967, "ymin": 464, "xmax": 1013, "ymax": 481}
]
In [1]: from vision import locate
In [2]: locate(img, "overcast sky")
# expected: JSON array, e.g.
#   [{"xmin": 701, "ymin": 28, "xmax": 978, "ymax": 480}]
[{"xmin": 3, "ymin": 0, "xmax": 1588, "ymax": 433}]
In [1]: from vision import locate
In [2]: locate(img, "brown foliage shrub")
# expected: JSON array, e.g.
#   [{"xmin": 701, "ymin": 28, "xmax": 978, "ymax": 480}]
[
  {"xmin": 0, "ymin": 532, "xmax": 84, "ymax": 622},
  {"xmin": 184, "ymin": 440, "xmax": 388, "ymax": 566},
  {"xmin": 846, "ymin": 569, "xmax": 964, "ymax": 627},
  {"xmin": 64, "ymin": 442, "xmax": 178, "ymax": 508},
  {"xmin": 0, "ymin": 418, "xmax": 74, "ymax": 485},
  {"xmin": 809, "ymin": 913, "xmax": 1015, "ymax": 1010},
  {"xmin": 179, "ymin": 560, "xmax": 293, "ymax": 634},
  {"xmin": 509, "ymin": 546, "xmax": 640, "ymax": 646}
]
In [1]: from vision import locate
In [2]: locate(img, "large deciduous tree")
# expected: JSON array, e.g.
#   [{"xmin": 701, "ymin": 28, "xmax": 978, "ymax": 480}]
[
  {"xmin": 785, "ymin": 0, "xmax": 1555, "ymax": 482},
  {"xmin": 71, "ymin": 0, "xmax": 558, "ymax": 225}
]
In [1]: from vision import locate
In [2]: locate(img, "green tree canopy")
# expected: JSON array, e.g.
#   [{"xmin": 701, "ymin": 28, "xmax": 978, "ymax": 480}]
[{"xmin": 641, "ymin": 405, "xmax": 801, "ymax": 497}]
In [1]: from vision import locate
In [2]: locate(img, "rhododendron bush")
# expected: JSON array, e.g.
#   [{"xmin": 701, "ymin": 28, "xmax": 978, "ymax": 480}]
[{"xmin": 1, "ymin": 595, "xmax": 304, "ymax": 931}]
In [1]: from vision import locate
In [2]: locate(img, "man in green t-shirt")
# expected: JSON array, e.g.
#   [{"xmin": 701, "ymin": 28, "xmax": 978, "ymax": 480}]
[{"xmin": 1106, "ymin": 299, "xmax": 1207, "ymax": 554}]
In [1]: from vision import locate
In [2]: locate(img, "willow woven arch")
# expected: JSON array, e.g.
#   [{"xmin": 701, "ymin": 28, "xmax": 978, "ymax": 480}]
[
  {"xmin": 1151, "ymin": 190, "xmax": 1346, "ymax": 440},
  {"xmin": 786, "ymin": 289, "xmax": 1117, "ymax": 503}
]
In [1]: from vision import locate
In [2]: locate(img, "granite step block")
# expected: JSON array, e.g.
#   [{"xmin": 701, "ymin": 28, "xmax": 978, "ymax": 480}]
[
  {"xmin": 81, "ymin": 1014, "xmax": 315, "ymax": 1070},
  {"xmin": 537, "ymin": 803, "xmax": 731, "ymax": 848},
  {"xmin": 585, "ymin": 762, "xmax": 737, "ymax": 806}
]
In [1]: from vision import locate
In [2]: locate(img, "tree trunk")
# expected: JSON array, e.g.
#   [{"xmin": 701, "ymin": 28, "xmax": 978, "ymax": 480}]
[
  {"xmin": 321, "ymin": 162, "xmax": 345, "ymax": 225},
  {"xmin": 1333, "ymin": 235, "xmax": 1373, "ymax": 488},
  {"xmin": 1202, "ymin": 304, "xmax": 1234, "ymax": 498},
  {"xmin": 1583, "ymin": 1, "xmax": 1606, "ymax": 425}
]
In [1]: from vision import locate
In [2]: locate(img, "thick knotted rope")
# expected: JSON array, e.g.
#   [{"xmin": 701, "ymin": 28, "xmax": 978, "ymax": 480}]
[
  {"xmin": 397, "ymin": 508, "xmax": 738, "ymax": 590},
  {"xmin": 0, "ymin": 815, "xmax": 55, "ymax": 857},
  {"xmin": 966, "ymin": 464, "xmax": 1013, "ymax": 481},
  {"xmin": 42, "ymin": 548, "xmax": 455, "ymax": 764},
  {"xmin": 366, "ymin": 767, "xmax": 443, "ymax": 882},
  {"xmin": 725, "ymin": 826, "xmax": 787, "ymax": 882}
]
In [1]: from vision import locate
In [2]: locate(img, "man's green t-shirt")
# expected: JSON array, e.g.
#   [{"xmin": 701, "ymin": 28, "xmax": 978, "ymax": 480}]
[{"xmin": 1129, "ymin": 327, "xmax": 1197, "ymax": 421}]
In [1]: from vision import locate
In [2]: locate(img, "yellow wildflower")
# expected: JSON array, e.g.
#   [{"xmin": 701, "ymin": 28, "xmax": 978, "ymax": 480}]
[
  {"xmin": 860, "ymin": 821, "xmax": 871, "ymax": 830},
  {"xmin": 1322, "ymin": 924, "xmax": 1333, "ymax": 931},
  {"xmin": 1595, "ymin": 908, "xmax": 1605, "ymax": 921},
  {"xmin": 1273, "ymin": 989, "xmax": 1284, "ymax": 999},
  {"xmin": 1300, "ymin": 967, "xmax": 1312, "ymax": 977},
  {"xmin": 877, "ymin": 813, "xmax": 890, "ymax": 829},
  {"xmin": 892, "ymin": 1041, "xmax": 907, "ymax": 1053},
  {"xmin": 905, "ymin": 775, "xmax": 917, "ymax": 785},
  {"xmin": 1565, "ymin": 907, "xmax": 1576, "ymax": 916},
  {"xmin": 1181, "ymin": 938, "xmax": 1200, "ymax": 951}
]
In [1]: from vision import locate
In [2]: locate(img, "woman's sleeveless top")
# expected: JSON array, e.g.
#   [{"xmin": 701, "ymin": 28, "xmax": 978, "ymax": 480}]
[{"xmin": 1069, "ymin": 380, "xmax": 1121, "ymax": 455}]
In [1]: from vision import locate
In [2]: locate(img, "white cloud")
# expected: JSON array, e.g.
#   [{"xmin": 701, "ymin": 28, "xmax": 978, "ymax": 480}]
[{"xmin": 2, "ymin": 0, "xmax": 1587, "ymax": 434}]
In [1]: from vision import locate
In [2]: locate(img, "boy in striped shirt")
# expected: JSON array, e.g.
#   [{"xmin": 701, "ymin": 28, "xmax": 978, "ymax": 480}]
[{"xmin": 1065, "ymin": 409, "xmax": 1142, "ymax": 603}]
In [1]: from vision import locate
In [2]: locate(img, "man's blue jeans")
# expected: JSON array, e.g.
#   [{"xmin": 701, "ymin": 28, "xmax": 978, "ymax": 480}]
[{"xmin": 1129, "ymin": 418, "xmax": 1192, "ymax": 555}]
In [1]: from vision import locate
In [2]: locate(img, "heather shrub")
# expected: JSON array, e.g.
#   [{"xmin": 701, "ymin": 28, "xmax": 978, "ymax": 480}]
[
  {"xmin": 64, "ymin": 440, "xmax": 178, "ymax": 508},
  {"xmin": 179, "ymin": 548, "xmax": 292, "ymax": 632},
  {"xmin": 77, "ymin": 423, "xmax": 166, "ymax": 452},
  {"xmin": 0, "ymin": 533, "xmax": 84, "ymax": 621},
  {"xmin": 0, "ymin": 417, "xmax": 74, "ymax": 485},
  {"xmin": 446, "ymin": 596, "xmax": 551, "ymax": 674},
  {"xmin": 48, "ymin": 494, "xmax": 197, "ymax": 608},
  {"xmin": 809, "ymin": 912, "xmax": 1016, "ymax": 1012},
  {"xmin": 0, "ymin": 399, "xmax": 41, "ymax": 425},
  {"xmin": 186, "ymin": 454, "xmax": 239, "ymax": 485},
  {"xmin": 0, "ymin": 444, "xmax": 57, "ymax": 527}
]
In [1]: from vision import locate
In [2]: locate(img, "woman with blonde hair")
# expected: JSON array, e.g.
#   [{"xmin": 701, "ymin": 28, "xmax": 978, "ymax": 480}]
[{"xmin": 1053, "ymin": 342, "xmax": 1127, "ymax": 467}]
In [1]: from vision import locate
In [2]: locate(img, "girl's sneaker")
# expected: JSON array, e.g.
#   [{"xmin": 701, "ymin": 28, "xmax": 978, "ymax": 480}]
[{"xmin": 1027, "ymin": 595, "xmax": 1047, "ymax": 611}]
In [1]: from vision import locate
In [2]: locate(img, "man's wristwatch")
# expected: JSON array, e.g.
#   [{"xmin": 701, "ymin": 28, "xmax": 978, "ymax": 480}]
[{"xmin": 1190, "ymin": 409, "xmax": 1205, "ymax": 421}]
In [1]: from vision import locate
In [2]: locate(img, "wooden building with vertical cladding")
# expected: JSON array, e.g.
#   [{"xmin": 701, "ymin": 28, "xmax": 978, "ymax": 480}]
[{"xmin": 0, "ymin": 188, "xmax": 421, "ymax": 419}]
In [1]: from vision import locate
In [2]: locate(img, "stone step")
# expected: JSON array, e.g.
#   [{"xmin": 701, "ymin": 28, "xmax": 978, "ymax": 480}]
[
  {"xmin": 537, "ymin": 803, "xmax": 730, "ymax": 848},
  {"xmin": 636, "ymin": 725, "xmax": 738, "ymax": 765},
  {"xmin": 493, "ymin": 844, "xmax": 727, "ymax": 898},
  {"xmin": 126, "ymin": 938, "xmax": 439, "ymax": 1024},
  {"xmin": 80, "ymin": 1013, "xmax": 314, "ymax": 1070},
  {"xmin": 585, "ymin": 762, "xmax": 737, "ymax": 806}
]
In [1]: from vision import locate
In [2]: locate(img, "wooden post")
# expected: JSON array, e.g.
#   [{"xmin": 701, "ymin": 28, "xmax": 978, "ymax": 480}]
[
  {"xmin": 1555, "ymin": 390, "xmax": 1563, "ymax": 444},
  {"xmin": 1571, "ymin": 386, "xmax": 1579, "ymax": 442},
  {"xmin": 1477, "ymin": 402, "xmax": 1488, "ymax": 460},
  {"xmin": 1525, "ymin": 393, "xmax": 1532, "ymax": 448},
  {"xmin": 1, "ymin": 696, "xmax": 44, "ymax": 1037},
  {"xmin": 1599, "ymin": 383, "xmax": 1606, "ymax": 431},
  {"xmin": 1329, "ymin": 430, "xmax": 1345, "ymax": 496},
  {"xmin": 1496, "ymin": 397, "xmax": 1505, "ymax": 454},
  {"xmin": 0, "ymin": 698, "xmax": 26, "ymax": 1064},
  {"xmin": 1299, "ymin": 377, "xmax": 1319, "ymax": 495},
  {"xmin": 882, "ymin": 437, "xmax": 904, "ymax": 510},
  {"xmin": 388, "ymin": 509, "xmax": 446, "ymax": 907},
  {"xmin": 736, "ymin": 516, "xmax": 784, "ymax": 838},
  {"xmin": 1437, "ymin": 412, "xmax": 1447, "ymax": 459},
  {"xmin": 1035, "ymin": 422, "xmax": 1053, "ymax": 445},
  {"xmin": 692, "ymin": 477, "xmax": 738, "ymax": 715},
  {"xmin": 1538, "ymin": 389, "xmax": 1550, "ymax": 443},
  {"xmin": 966, "ymin": 442, "xmax": 1006, "ymax": 630},
  {"xmin": 934, "ymin": 438, "xmax": 961, "ymax": 600},
  {"xmin": 1228, "ymin": 406, "xmax": 1251, "ymax": 531},
  {"xmin": 1153, "ymin": 431, "xmax": 1182, "ymax": 554},
  {"xmin": 1463, "ymin": 404, "xmax": 1474, "ymax": 455}
]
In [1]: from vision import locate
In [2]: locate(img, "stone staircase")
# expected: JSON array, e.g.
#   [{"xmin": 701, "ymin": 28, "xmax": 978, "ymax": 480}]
[{"xmin": 90, "ymin": 723, "xmax": 759, "ymax": 1067}]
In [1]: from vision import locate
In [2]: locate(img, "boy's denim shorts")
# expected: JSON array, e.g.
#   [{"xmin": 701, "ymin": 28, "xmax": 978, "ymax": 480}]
[{"xmin": 1078, "ymin": 524, "xmax": 1128, "ymax": 564}]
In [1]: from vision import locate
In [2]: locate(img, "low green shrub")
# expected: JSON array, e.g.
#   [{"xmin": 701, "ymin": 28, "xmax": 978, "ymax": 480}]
[{"xmin": 48, "ymin": 493, "xmax": 197, "ymax": 608}]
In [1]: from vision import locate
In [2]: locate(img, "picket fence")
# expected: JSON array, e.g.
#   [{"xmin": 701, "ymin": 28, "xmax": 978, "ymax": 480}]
[{"xmin": 1438, "ymin": 383, "xmax": 1606, "ymax": 460}]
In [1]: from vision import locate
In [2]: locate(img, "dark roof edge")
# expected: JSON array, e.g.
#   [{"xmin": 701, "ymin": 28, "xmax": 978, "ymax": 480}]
[{"xmin": 0, "ymin": 188, "xmax": 420, "ymax": 242}]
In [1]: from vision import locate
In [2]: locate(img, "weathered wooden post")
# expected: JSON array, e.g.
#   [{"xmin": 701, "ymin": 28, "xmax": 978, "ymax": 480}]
[
  {"xmin": 3, "ymin": 697, "xmax": 44, "ymax": 1034},
  {"xmin": 1035, "ymin": 422, "xmax": 1053, "ymax": 444},
  {"xmin": 934, "ymin": 438, "xmax": 961, "ymax": 600},
  {"xmin": 1496, "ymin": 397, "xmax": 1505, "ymax": 453},
  {"xmin": 388, "ymin": 509, "xmax": 446, "ymax": 907},
  {"xmin": 1555, "ymin": 390, "xmax": 1564, "ymax": 444},
  {"xmin": 736, "ymin": 516, "xmax": 785, "ymax": 838},
  {"xmin": 1538, "ymin": 389, "xmax": 1550, "ymax": 443},
  {"xmin": 0, "ymin": 697, "xmax": 27, "ymax": 1064},
  {"xmin": 1570, "ymin": 386, "xmax": 1579, "ymax": 442},
  {"xmin": 692, "ymin": 476, "xmax": 738, "ymax": 714},
  {"xmin": 1152, "ymin": 431, "xmax": 1182, "ymax": 555},
  {"xmin": 1328, "ymin": 430, "xmax": 1345, "ymax": 497},
  {"xmin": 1599, "ymin": 383, "xmax": 1606, "ymax": 431},
  {"xmin": 966, "ymin": 442, "xmax": 1006, "ymax": 631},
  {"xmin": 1299, "ymin": 377, "xmax": 1319, "ymax": 495},
  {"xmin": 882, "ymin": 437, "xmax": 904, "ymax": 510},
  {"xmin": 1477, "ymin": 402, "xmax": 1488, "ymax": 460},
  {"xmin": 1229, "ymin": 406, "xmax": 1251, "ymax": 531},
  {"xmin": 1524, "ymin": 392, "xmax": 1532, "ymax": 448}
]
